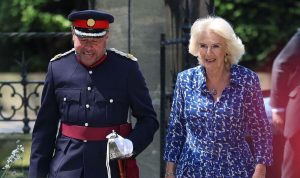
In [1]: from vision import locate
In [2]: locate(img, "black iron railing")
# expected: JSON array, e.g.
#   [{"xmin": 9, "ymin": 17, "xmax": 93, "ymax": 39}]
[{"xmin": 0, "ymin": 57, "xmax": 44, "ymax": 134}]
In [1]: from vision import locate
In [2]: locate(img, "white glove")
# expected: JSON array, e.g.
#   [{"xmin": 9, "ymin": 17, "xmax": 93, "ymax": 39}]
[
  {"xmin": 106, "ymin": 131, "xmax": 133, "ymax": 178},
  {"xmin": 114, "ymin": 135, "xmax": 133, "ymax": 155}
]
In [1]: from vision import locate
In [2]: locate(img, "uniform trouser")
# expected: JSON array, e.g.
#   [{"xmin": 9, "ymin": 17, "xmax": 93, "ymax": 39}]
[
  {"xmin": 81, "ymin": 170, "xmax": 84, "ymax": 178},
  {"xmin": 281, "ymin": 131, "xmax": 300, "ymax": 178}
]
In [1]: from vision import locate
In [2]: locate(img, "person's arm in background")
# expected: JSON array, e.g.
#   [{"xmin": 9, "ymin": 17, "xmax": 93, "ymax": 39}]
[
  {"xmin": 271, "ymin": 109, "xmax": 285, "ymax": 133},
  {"xmin": 270, "ymin": 30, "xmax": 300, "ymax": 133},
  {"xmin": 270, "ymin": 52, "xmax": 289, "ymax": 133}
]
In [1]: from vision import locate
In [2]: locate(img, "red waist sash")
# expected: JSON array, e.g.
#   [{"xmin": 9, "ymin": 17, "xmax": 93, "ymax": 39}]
[
  {"xmin": 61, "ymin": 123, "xmax": 132, "ymax": 141},
  {"xmin": 60, "ymin": 122, "xmax": 139, "ymax": 177}
]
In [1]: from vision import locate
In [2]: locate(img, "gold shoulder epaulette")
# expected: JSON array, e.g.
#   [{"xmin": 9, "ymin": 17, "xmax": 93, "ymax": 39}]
[
  {"xmin": 50, "ymin": 48, "xmax": 75, "ymax": 61},
  {"xmin": 108, "ymin": 48, "xmax": 138, "ymax": 61}
]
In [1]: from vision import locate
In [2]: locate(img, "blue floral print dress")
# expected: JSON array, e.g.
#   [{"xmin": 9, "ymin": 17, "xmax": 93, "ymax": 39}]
[{"xmin": 164, "ymin": 64, "xmax": 273, "ymax": 178}]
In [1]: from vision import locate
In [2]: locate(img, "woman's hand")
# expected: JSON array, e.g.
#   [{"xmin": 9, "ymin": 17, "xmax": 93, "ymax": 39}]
[
  {"xmin": 165, "ymin": 161, "xmax": 176, "ymax": 177},
  {"xmin": 252, "ymin": 164, "xmax": 266, "ymax": 178}
]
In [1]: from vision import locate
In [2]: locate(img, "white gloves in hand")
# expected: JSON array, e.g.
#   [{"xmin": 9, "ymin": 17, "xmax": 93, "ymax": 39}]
[
  {"xmin": 114, "ymin": 135, "xmax": 133, "ymax": 155},
  {"xmin": 106, "ymin": 131, "xmax": 133, "ymax": 159},
  {"xmin": 106, "ymin": 131, "xmax": 133, "ymax": 178}
]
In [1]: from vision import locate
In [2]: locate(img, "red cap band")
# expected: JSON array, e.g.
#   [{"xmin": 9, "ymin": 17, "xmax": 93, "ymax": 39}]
[{"xmin": 72, "ymin": 19, "xmax": 109, "ymax": 29}]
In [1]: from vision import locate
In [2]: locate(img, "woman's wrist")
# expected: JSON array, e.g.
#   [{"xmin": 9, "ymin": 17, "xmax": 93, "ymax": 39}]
[{"xmin": 165, "ymin": 172, "xmax": 175, "ymax": 177}]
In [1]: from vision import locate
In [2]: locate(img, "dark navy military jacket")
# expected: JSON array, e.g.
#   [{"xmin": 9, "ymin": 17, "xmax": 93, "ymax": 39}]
[{"xmin": 29, "ymin": 48, "xmax": 159, "ymax": 178}]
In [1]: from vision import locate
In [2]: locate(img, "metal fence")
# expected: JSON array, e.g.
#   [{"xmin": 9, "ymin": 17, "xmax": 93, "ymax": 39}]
[{"xmin": 0, "ymin": 57, "xmax": 44, "ymax": 134}]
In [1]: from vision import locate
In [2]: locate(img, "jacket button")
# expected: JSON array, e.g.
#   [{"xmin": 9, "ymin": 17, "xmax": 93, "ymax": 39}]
[
  {"xmin": 89, "ymin": 70, "xmax": 93, "ymax": 74},
  {"xmin": 87, "ymin": 86, "xmax": 91, "ymax": 91},
  {"xmin": 109, "ymin": 99, "xmax": 114, "ymax": 103},
  {"xmin": 84, "ymin": 123, "xmax": 89, "ymax": 127},
  {"xmin": 85, "ymin": 104, "xmax": 90, "ymax": 109},
  {"xmin": 63, "ymin": 97, "xmax": 67, "ymax": 102}
]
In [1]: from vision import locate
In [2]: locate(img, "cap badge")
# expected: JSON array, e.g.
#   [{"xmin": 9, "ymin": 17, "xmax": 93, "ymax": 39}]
[{"xmin": 87, "ymin": 18, "xmax": 96, "ymax": 27}]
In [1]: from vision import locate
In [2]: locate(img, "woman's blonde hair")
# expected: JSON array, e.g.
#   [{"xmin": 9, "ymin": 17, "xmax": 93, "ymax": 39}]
[{"xmin": 188, "ymin": 16, "xmax": 245, "ymax": 64}]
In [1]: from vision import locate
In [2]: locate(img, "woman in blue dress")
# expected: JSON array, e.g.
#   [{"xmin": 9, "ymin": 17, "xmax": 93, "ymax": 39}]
[{"xmin": 164, "ymin": 16, "xmax": 273, "ymax": 178}]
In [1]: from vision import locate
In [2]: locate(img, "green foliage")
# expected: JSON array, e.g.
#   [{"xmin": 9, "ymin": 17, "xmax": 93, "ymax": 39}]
[
  {"xmin": 0, "ymin": 0, "xmax": 86, "ymax": 72},
  {"xmin": 214, "ymin": 0, "xmax": 300, "ymax": 70},
  {"xmin": 0, "ymin": 0, "xmax": 70, "ymax": 32}
]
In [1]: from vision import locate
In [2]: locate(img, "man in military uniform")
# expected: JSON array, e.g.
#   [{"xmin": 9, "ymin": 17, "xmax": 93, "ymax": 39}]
[{"xmin": 29, "ymin": 9, "xmax": 159, "ymax": 178}]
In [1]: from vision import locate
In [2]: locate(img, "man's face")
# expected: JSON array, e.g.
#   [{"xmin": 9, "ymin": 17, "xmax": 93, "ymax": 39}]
[{"xmin": 72, "ymin": 32, "xmax": 109, "ymax": 66}]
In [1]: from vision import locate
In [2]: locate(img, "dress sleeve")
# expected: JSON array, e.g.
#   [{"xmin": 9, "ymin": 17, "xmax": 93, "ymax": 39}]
[
  {"xmin": 245, "ymin": 74, "xmax": 273, "ymax": 166},
  {"xmin": 163, "ymin": 74, "xmax": 186, "ymax": 163}
]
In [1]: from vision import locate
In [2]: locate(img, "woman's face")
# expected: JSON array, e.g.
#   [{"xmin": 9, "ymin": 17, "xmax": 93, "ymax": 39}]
[
  {"xmin": 72, "ymin": 32, "xmax": 109, "ymax": 66},
  {"xmin": 197, "ymin": 30, "xmax": 227, "ymax": 71}
]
